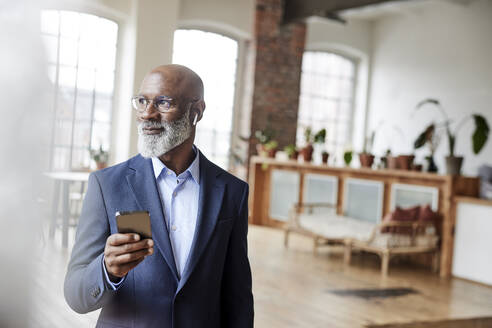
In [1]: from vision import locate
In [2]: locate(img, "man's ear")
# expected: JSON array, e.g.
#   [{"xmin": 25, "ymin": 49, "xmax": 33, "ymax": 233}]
[{"xmin": 193, "ymin": 100, "xmax": 205, "ymax": 124}]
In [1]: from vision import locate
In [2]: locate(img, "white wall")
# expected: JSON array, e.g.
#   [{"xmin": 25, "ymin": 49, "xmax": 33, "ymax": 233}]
[
  {"xmin": 178, "ymin": 0, "xmax": 254, "ymax": 39},
  {"xmin": 367, "ymin": 0, "xmax": 492, "ymax": 175},
  {"xmin": 306, "ymin": 17, "xmax": 373, "ymax": 155}
]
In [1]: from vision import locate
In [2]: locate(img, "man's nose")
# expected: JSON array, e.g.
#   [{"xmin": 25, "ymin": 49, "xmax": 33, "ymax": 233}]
[{"xmin": 138, "ymin": 102, "xmax": 161, "ymax": 121}]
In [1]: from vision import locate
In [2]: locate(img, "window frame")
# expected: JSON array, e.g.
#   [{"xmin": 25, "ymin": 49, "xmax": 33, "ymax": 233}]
[
  {"xmin": 41, "ymin": 9, "xmax": 119, "ymax": 171},
  {"xmin": 297, "ymin": 50, "xmax": 359, "ymax": 161}
]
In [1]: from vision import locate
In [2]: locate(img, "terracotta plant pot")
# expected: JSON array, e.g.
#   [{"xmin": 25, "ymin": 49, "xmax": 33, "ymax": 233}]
[
  {"xmin": 359, "ymin": 153, "xmax": 375, "ymax": 168},
  {"xmin": 96, "ymin": 162, "xmax": 108, "ymax": 170},
  {"xmin": 397, "ymin": 155, "xmax": 415, "ymax": 170},
  {"xmin": 267, "ymin": 148, "xmax": 277, "ymax": 158},
  {"xmin": 301, "ymin": 144, "xmax": 314, "ymax": 162},
  {"xmin": 387, "ymin": 155, "xmax": 399, "ymax": 170},
  {"xmin": 288, "ymin": 150, "xmax": 299, "ymax": 160},
  {"xmin": 321, "ymin": 152, "xmax": 329, "ymax": 164},
  {"xmin": 445, "ymin": 156, "xmax": 464, "ymax": 175}
]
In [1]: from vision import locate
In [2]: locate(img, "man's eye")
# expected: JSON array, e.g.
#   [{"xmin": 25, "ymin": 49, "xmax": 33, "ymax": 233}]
[
  {"xmin": 138, "ymin": 97, "xmax": 147, "ymax": 105},
  {"xmin": 156, "ymin": 99, "xmax": 171, "ymax": 109}
]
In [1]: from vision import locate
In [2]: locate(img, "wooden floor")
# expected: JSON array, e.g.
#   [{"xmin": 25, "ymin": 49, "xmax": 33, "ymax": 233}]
[{"xmin": 32, "ymin": 224, "xmax": 492, "ymax": 327}]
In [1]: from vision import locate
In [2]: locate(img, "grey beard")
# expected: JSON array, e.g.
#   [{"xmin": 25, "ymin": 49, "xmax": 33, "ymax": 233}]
[{"xmin": 137, "ymin": 107, "xmax": 192, "ymax": 158}]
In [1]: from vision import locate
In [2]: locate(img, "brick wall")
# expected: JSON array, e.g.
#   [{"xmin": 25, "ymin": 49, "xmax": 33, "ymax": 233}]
[{"xmin": 247, "ymin": 0, "xmax": 306, "ymax": 161}]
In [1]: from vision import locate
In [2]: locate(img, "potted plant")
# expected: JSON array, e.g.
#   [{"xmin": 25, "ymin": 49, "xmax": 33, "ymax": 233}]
[
  {"xmin": 255, "ymin": 127, "xmax": 275, "ymax": 157},
  {"xmin": 284, "ymin": 144, "xmax": 299, "ymax": 160},
  {"xmin": 89, "ymin": 145, "xmax": 109, "ymax": 170},
  {"xmin": 414, "ymin": 123, "xmax": 441, "ymax": 172},
  {"xmin": 415, "ymin": 98, "xmax": 490, "ymax": 175},
  {"xmin": 301, "ymin": 127, "xmax": 326, "ymax": 162},
  {"xmin": 321, "ymin": 151, "xmax": 329, "ymax": 164},
  {"xmin": 343, "ymin": 149, "xmax": 353, "ymax": 167},
  {"xmin": 359, "ymin": 131, "xmax": 375, "ymax": 168},
  {"xmin": 264, "ymin": 140, "xmax": 278, "ymax": 158}
]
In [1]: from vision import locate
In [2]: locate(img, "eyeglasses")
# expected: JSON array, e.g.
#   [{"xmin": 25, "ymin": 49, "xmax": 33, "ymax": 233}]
[{"xmin": 131, "ymin": 95, "xmax": 176, "ymax": 113}]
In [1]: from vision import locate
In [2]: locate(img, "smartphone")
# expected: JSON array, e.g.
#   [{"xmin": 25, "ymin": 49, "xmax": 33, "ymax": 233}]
[{"xmin": 115, "ymin": 210, "xmax": 152, "ymax": 239}]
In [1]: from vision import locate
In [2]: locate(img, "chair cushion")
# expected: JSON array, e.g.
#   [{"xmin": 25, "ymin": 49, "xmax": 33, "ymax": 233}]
[
  {"xmin": 382, "ymin": 205, "xmax": 420, "ymax": 234},
  {"xmin": 298, "ymin": 214, "xmax": 375, "ymax": 242}
]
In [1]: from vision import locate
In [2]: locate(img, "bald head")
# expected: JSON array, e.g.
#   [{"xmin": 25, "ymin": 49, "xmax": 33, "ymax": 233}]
[{"xmin": 141, "ymin": 64, "xmax": 204, "ymax": 102}]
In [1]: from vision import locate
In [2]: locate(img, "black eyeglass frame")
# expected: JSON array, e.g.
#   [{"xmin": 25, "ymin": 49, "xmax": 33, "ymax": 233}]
[{"xmin": 131, "ymin": 95, "xmax": 200, "ymax": 113}]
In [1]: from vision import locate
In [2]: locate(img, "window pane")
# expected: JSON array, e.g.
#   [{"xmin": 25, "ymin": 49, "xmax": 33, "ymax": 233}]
[
  {"xmin": 58, "ymin": 65, "xmax": 76, "ymax": 88},
  {"xmin": 57, "ymin": 88, "xmax": 75, "ymax": 120},
  {"xmin": 94, "ymin": 94, "xmax": 112, "ymax": 123},
  {"xmin": 91, "ymin": 122, "xmax": 111, "ymax": 150},
  {"xmin": 41, "ymin": 10, "xmax": 59, "ymax": 35},
  {"xmin": 42, "ymin": 35, "xmax": 58, "ymax": 63},
  {"xmin": 75, "ymin": 90, "xmax": 93, "ymax": 121},
  {"xmin": 95, "ymin": 70, "xmax": 114, "ymax": 94},
  {"xmin": 59, "ymin": 11, "xmax": 80, "ymax": 38},
  {"xmin": 77, "ymin": 68, "xmax": 95, "ymax": 91},
  {"xmin": 73, "ymin": 121, "xmax": 92, "ymax": 147},
  {"xmin": 71, "ymin": 148, "xmax": 91, "ymax": 170},
  {"xmin": 53, "ymin": 147, "xmax": 70, "ymax": 171},
  {"xmin": 59, "ymin": 37, "xmax": 78, "ymax": 66},
  {"xmin": 54, "ymin": 120, "xmax": 72, "ymax": 146}
]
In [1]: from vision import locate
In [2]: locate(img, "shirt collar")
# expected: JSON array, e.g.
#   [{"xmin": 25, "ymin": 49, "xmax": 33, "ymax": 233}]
[{"xmin": 151, "ymin": 145, "xmax": 200, "ymax": 184}]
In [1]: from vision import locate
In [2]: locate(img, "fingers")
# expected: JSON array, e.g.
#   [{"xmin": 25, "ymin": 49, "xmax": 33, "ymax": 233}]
[
  {"xmin": 108, "ymin": 233, "xmax": 140, "ymax": 246},
  {"xmin": 114, "ymin": 247, "xmax": 154, "ymax": 264},
  {"xmin": 110, "ymin": 238, "xmax": 154, "ymax": 256}
]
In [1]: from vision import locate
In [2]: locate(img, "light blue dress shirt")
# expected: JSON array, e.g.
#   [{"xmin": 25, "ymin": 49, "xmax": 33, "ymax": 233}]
[{"xmin": 103, "ymin": 146, "xmax": 200, "ymax": 289}]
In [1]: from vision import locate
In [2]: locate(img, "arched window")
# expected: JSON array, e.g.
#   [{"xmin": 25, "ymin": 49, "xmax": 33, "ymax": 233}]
[
  {"xmin": 297, "ymin": 51, "xmax": 357, "ymax": 161},
  {"xmin": 41, "ymin": 10, "xmax": 118, "ymax": 170},
  {"xmin": 172, "ymin": 29, "xmax": 238, "ymax": 170}
]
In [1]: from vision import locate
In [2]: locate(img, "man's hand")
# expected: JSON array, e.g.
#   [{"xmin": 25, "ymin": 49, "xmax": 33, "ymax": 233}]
[{"xmin": 104, "ymin": 233, "xmax": 154, "ymax": 280}]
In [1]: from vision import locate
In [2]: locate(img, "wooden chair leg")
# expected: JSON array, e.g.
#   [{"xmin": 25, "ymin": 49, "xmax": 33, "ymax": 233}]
[
  {"xmin": 284, "ymin": 229, "xmax": 290, "ymax": 248},
  {"xmin": 432, "ymin": 251, "xmax": 440, "ymax": 273},
  {"xmin": 381, "ymin": 252, "xmax": 390, "ymax": 278},
  {"xmin": 344, "ymin": 242, "xmax": 352, "ymax": 266},
  {"xmin": 313, "ymin": 236, "xmax": 318, "ymax": 254}
]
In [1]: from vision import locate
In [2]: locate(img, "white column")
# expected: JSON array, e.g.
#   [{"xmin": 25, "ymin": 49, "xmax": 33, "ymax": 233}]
[{"xmin": 127, "ymin": 0, "xmax": 180, "ymax": 157}]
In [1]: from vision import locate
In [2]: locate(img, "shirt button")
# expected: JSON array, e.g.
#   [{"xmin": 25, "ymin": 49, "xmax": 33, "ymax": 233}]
[
  {"xmin": 171, "ymin": 225, "xmax": 177, "ymax": 231},
  {"xmin": 173, "ymin": 192, "xmax": 177, "ymax": 197}
]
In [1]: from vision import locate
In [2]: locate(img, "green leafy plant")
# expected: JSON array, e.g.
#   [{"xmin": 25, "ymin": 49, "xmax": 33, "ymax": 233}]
[
  {"xmin": 264, "ymin": 140, "xmax": 278, "ymax": 151},
  {"xmin": 89, "ymin": 145, "xmax": 109, "ymax": 164},
  {"xmin": 284, "ymin": 144, "xmax": 297, "ymax": 157},
  {"xmin": 304, "ymin": 126, "xmax": 326, "ymax": 145},
  {"xmin": 415, "ymin": 99, "xmax": 490, "ymax": 156},
  {"xmin": 304, "ymin": 127, "xmax": 312, "ymax": 144},
  {"xmin": 343, "ymin": 150, "xmax": 353, "ymax": 166},
  {"xmin": 413, "ymin": 123, "xmax": 441, "ymax": 155},
  {"xmin": 255, "ymin": 127, "xmax": 275, "ymax": 145},
  {"xmin": 314, "ymin": 128, "xmax": 326, "ymax": 144}
]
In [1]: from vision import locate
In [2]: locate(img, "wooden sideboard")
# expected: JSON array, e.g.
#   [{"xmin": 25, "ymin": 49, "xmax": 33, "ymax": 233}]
[{"xmin": 248, "ymin": 156, "xmax": 479, "ymax": 278}]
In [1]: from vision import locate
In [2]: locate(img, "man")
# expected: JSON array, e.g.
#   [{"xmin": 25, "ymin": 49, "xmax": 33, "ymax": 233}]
[{"xmin": 64, "ymin": 64, "xmax": 254, "ymax": 327}]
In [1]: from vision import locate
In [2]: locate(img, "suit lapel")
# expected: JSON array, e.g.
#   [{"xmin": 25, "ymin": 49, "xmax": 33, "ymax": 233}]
[
  {"xmin": 176, "ymin": 151, "xmax": 225, "ymax": 294},
  {"xmin": 126, "ymin": 155, "xmax": 180, "ymax": 282}
]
